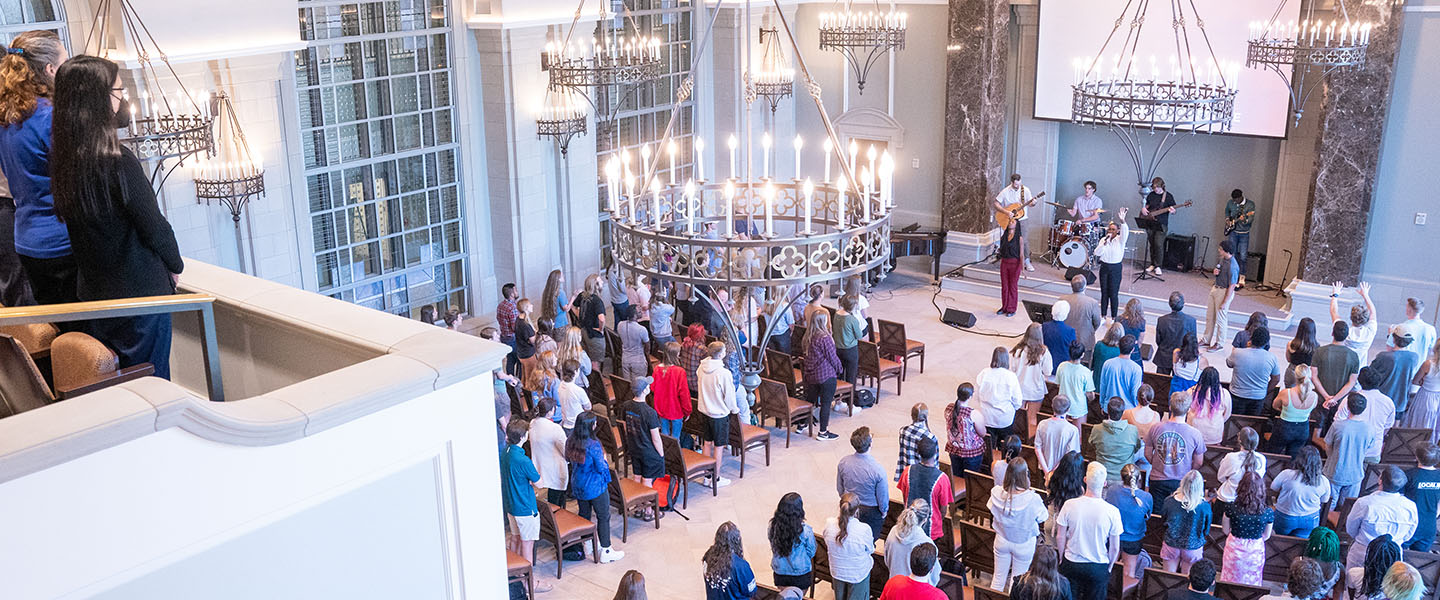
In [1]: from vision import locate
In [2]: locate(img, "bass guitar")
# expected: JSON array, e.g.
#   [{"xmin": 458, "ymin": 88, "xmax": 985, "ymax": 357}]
[
  {"xmin": 1224, "ymin": 209, "xmax": 1255, "ymax": 236},
  {"xmin": 1135, "ymin": 200, "xmax": 1194, "ymax": 231},
  {"xmin": 994, "ymin": 191, "xmax": 1047, "ymax": 229}
]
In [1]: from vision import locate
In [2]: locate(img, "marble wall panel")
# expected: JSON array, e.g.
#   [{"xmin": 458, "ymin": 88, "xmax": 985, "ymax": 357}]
[{"xmin": 940, "ymin": 0, "xmax": 1009, "ymax": 233}]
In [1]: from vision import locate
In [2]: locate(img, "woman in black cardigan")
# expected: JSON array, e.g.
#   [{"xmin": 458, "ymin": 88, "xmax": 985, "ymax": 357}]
[{"xmin": 50, "ymin": 55, "xmax": 182, "ymax": 379}]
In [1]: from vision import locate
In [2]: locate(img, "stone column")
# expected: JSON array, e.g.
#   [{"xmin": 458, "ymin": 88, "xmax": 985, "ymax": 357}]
[
  {"xmin": 1297, "ymin": 2, "xmax": 1407, "ymax": 285},
  {"xmin": 939, "ymin": 0, "xmax": 1009, "ymax": 264},
  {"xmin": 1286, "ymin": 0, "xmax": 1407, "ymax": 324}
]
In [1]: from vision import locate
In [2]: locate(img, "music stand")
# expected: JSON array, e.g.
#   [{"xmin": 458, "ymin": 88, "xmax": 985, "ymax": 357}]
[
  {"xmin": 1022, "ymin": 300, "xmax": 1053, "ymax": 324},
  {"xmin": 1131, "ymin": 214, "xmax": 1165, "ymax": 283}
]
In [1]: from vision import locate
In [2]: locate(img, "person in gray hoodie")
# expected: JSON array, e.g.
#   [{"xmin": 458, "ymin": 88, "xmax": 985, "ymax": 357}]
[
  {"xmin": 883, "ymin": 499, "xmax": 941, "ymax": 587},
  {"xmin": 698, "ymin": 340, "xmax": 739, "ymax": 488}
]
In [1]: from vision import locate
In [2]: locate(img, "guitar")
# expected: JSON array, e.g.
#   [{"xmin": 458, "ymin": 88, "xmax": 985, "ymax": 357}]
[
  {"xmin": 994, "ymin": 191, "xmax": 1047, "ymax": 229},
  {"xmin": 1224, "ymin": 209, "xmax": 1255, "ymax": 236},
  {"xmin": 1134, "ymin": 200, "xmax": 1194, "ymax": 230}
]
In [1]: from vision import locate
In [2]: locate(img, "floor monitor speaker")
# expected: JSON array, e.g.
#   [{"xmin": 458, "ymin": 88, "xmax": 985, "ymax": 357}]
[{"xmin": 942, "ymin": 308, "xmax": 976, "ymax": 329}]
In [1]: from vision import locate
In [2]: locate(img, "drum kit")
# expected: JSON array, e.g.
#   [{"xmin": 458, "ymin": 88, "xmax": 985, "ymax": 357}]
[{"xmin": 1043, "ymin": 202, "xmax": 1105, "ymax": 270}]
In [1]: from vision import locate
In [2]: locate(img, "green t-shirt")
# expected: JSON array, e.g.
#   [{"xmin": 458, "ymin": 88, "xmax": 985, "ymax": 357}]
[
  {"xmin": 1312, "ymin": 343, "xmax": 1359, "ymax": 399},
  {"xmin": 832, "ymin": 312, "xmax": 865, "ymax": 349},
  {"xmin": 1056, "ymin": 360, "xmax": 1096, "ymax": 418}
]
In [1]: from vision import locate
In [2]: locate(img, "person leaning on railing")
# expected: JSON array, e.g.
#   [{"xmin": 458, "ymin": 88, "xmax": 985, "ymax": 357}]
[{"xmin": 50, "ymin": 56, "xmax": 183, "ymax": 379}]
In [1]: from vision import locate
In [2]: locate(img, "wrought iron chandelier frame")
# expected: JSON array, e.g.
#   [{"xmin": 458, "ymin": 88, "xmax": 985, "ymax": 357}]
[
  {"xmin": 544, "ymin": 0, "xmax": 662, "ymax": 147},
  {"xmin": 1246, "ymin": 0, "xmax": 1370, "ymax": 126},
  {"xmin": 751, "ymin": 26, "xmax": 794, "ymax": 114},
  {"xmin": 816, "ymin": 3, "xmax": 906, "ymax": 95}
]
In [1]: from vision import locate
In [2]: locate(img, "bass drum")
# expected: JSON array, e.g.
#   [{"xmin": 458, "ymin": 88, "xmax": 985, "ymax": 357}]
[{"xmin": 1058, "ymin": 237, "xmax": 1092, "ymax": 269}]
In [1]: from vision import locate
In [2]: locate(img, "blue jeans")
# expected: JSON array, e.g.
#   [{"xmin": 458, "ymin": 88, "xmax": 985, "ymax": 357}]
[
  {"xmin": 1228, "ymin": 231, "xmax": 1250, "ymax": 278},
  {"xmin": 659, "ymin": 418, "xmax": 684, "ymax": 438},
  {"xmin": 1273, "ymin": 510, "xmax": 1320, "ymax": 537}
]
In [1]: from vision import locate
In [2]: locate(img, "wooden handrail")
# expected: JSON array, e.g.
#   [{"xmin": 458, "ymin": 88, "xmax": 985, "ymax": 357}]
[{"xmin": 0, "ymin": 293, "xmax": 225, "ymax": 401}]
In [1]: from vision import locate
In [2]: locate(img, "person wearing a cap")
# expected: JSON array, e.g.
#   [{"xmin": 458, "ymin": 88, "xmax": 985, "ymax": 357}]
[
  {"xmin": 1372, "ymin": 328, "xmax": 1422, "ymax": 421},
  {"xmin": 1399, "ymin": 298, "xmax": 1437, "ymax": 364},
  {"xmin": 620, "ymin": 376, "xmax": 666, "ymax": 500},
  {"xmin": 1042, "ymin": 300, "xmax": 1077, "ymax": 377}
]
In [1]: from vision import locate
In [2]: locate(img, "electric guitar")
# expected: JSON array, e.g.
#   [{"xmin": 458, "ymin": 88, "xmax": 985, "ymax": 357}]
[
  {"xmin": 1224, "ymin": 209, "xmax": 1255, "ymax": 236},
  {"xmin": 1135, "ymin": 200, "xmax": 1194, "ymax": 231},
  {"xmin": 994, "ymin": 191, "xmax": 1047, "ymax": 229}
]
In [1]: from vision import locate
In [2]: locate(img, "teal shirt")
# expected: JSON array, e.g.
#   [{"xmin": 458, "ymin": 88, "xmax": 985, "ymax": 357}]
[
  {"xmin": 1056, "ymin": 360, "xmax": 1096, "ymax": 418},
  {"xmin": 1225, "ymin": 199, "xmax": 1256, "ymax": 234},
  {"xmin": 833, "ymin": 312, "xmax": 865, "ymax": 349},
  {"xmin": 501, "ymin": 444, "xmax": 540, "ymax": 516},
  {"xmin": 1092, "ymin": 342, "xmax": 1122, "ymax": 391}
]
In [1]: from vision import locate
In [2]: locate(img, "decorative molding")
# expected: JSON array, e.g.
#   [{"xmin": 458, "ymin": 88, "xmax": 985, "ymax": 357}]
[{"xmin": 833, "ymin": 107, "xmax": 905, "ymax": 150}]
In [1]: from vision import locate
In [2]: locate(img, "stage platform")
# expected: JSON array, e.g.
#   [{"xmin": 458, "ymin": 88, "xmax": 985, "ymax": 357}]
[{"xmin": 941, "ymin": 258, "xmax": 1295, "ymax": 333}]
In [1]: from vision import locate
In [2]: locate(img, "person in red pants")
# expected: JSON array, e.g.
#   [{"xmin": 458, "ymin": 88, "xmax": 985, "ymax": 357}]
[{"xmin": 998, "ymin": 220, "xmax": 1024, "ymax": 317}]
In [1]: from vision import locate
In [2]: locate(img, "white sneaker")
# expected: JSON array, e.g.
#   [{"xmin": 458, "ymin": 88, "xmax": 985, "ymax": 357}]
[
  {"xmin": 849, "ymin": 405, "xmax": 863, "ymax": 415},
  {"xmin": 1154, "ymin": 267, "xmax": 1163, "ymax": 275},
  {"xmin": 715, "ymin": 477, "xmax": 733, "ymax": 487},
  {"xmin": 599, "ymin": 546, "xmax": 625, "ymax": 563}
]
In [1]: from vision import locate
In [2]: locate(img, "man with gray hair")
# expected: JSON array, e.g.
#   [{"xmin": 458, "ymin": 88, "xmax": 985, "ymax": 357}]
[
  {"xmin": 1062, "ymin": 275, "xmax": 1103, "ymax": 362},
  {"xmin": 1042, "ymin": 300, "xmax": 1077, "ymax": 376}
]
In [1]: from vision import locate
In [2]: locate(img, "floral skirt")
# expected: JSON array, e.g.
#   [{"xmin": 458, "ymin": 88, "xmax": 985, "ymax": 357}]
[{"xmin": 1220, "ymin": 536, "xmax": 1265, "ymax": 586}]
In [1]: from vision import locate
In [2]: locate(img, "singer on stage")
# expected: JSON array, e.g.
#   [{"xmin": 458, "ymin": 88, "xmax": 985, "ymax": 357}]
[{"xmin": 1092, "ymin": 208, "xmax": 1130, "ymax": 319}]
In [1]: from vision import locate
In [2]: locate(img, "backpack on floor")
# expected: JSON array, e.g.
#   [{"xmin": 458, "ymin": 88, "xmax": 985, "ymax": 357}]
[
  {"xmin": 651, "ymin": 474, "xmax": 681, "ymax": 511},
  {"xmin": 854, "ymin": 388, "xmax": 877, "ymax": 408}
]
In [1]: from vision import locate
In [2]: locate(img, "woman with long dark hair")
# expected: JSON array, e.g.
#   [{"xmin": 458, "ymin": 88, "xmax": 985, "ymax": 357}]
[
  {"xmin": 801, "ymin": 310, "xmax": 842, "ymax": 439},
  {"xmin": 1170, "ymin": 332, "xmax": 1205, "ymax": 394},
  {"xmin": 767, "ymin": 493, "xmax": 815, "ymax": 592},
  {"xmin": 51, "ymin": 56, "xmax": 182, "ymax": 377},
  {"xmin": 1046, "ymin": 451, "xmax": 1087, "ymax": 515},
  {"xmin": 539, "ymin": 269, "xmax": 570, "ymax": 330},
  {"xmin": 1272, "ymin": 446, "xmax": 1332, "ymax": 538},
  {"xmin": 1119, "ymin": 298, "xmax": 1146, "ymax": 365},
  {"xmin": 1008, "ymin": 544, "xmax": 1072, "ymax": 600},
  {"xmin": 1288, "ymin": 317, "xmax": 1319, "ymax": 377},
  {"xmin": 1350, "ymin": 535, "xmax": 1401, "ymax": 600},
  {"xmin": 1233, "ymin": 311, "xmax": 1269, "ymax": 349},
  {"xmin": 1187, "ymin": 366, "xmax": 1232, "ymax": 445},
  {"xmin": 0, "ymin": 30, "xmax": 68, "ymax": 307},
  {"xmin": 564, "ymin": 411, "xmax": 624, "ymax": 563},
  {"xmin": 703, "ymin": 521, "xmax": 755, "ymax": 599},
  {"xmin": 945, "ymin": 383, "xmax": 987, "ymax": 475},
  {"xmin": 611, "ymin": 570, "xmax": 648, "ymax": 600},
  {"xmin": 1220, "ymin": 472, "xmax": 1274, "ymax": 585}
]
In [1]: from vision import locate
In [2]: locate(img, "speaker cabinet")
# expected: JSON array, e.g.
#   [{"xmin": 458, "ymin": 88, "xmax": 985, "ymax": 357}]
[
  {"xmin": 1163, "ymin": 234, "xmax": 1197, "ymax": 272},
  {"xmin": 942, "ymin": 308, "xmax": 976, "ymax": 329}
]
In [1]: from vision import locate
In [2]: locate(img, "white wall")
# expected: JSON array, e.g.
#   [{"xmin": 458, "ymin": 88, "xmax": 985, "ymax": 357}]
[{"xmin": 0, "ymin": 377, "xmax": 501, "ymax": 600}]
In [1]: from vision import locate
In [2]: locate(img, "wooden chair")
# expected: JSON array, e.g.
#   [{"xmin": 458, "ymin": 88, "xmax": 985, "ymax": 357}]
[
  {"xmin": 728, "ymin": 412, "xmax": 771, "ymax": 478},
  {"xmin": 662, "ymin": 434, "xmax": 717, "ymax": 509},
  {"xmin": 764, "ymin": 349, "xmax": 803, "ymax": 396},
  {"xmin": 537, "ymin": 501, "xmax": 598, "ymax": 578},
  {"xmin": 607, "ymin": 468, "xmax": 660, "ymax": 543},
  {"xmin": 592, "ymin": 413, "xmax": 626, "ymax": 477},
  {"xmin": 1107, "ymin": 562, "xmax": 1125, "ymax": 600},
  {"xmin": 957, "ymin": 519, "xmax": 997, "ymax": 583},
  {"xmin": 505, "ymin": 381, "xmax": 528, "ymax": 419},
  {"xmin": 752, "ymin": 583, "xmax": 785, "ymax": 600},
  {"xmin": 604, "ymin": 328, "xmax": 622, "ymax": 373},
  {"xmin": 1223, "ymin": 415, "xmax": 1270, "ymax": 448},
  {"xmin": 790, "ymin": 324, "xmax": 807, "ymax": 357},
  {"xmin": 811, "ymin": 531, "xmax": 833, "ymax": 588},
  {"xmin": 506, "ymin": 550, "xmax": 535, "ymax": 600},
  {"xmin": 1080, "ymin": 422, "xmax": 1096, "ymax": 459},
  {"xmin": 1202, "ymin": 524, "xmax": 1227, "ymax": 567},
  {"xmin": 1260, "ymin": 450, "xmax": 1293, "ymax": 479},
  {"xmin": 1140, "ymin": 514, "xmax": 1165, "ymax": 556},
  {"xmin": 1261, "ymin": 534, "xmax": 1309, "ymax": 584},
  {"xmin": 1019, "ymin": 444, "xmax": 1047, "ymax": 489},
  {"xmin": 868, "ymin": 551, "xmax": 890, "ymax": 599},
  {"xmin": 586, "ymin": 369, "xmax": 611, "ymax": 409},
  {"xmin": 1382, "ymin": 428, "xmax": 1430, "ymax": 465},
  {"xmin": 973, "ymin": 586, "xmax": 1011, "ymax": 600},
  {"xmin": 1138, "ymin": 567, "xmax": 1190, "ymax": 600},
  {"xmin": 608, "ymin": 375, "xmax": 633, "ymax": 408},
  {"xmin": 876, "ymin": 319, "xmax": 925, "ymax": 378},
  {"xmin": 1214, "ymin": 581, "xmax": 1270, "ymax": 600},
  {"xmin": 1142, "ymin": 371, "xmax": 1172, "ymax": 410},
  {"xmin": 964, "ymin": 471, "xmax": 997, "ymax": 524},
  {"xmin": 1199, "ymin": 445, "xmax": 1230, "ymax": 489},
  {"xmin": 857, "ymin": 340, "xmax": 903, "ymax": 397},
  {"xmin": 757, "ymin": 377, "xmax": 814, "ymax": 447},
  {"xmin": 1403, "ymin": 548, "xmax": 1440, "ymax": 600}
]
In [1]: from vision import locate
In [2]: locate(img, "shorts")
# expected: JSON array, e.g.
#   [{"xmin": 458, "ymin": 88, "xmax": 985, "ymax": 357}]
[
  {"xmin": 1120, "ymin": 539, "xmax": 1143, "ymax": 555},
  {"xmin": 706, "ymin": 414, "xmax": 730, "ymax": 445},
  {"xmin": 633, "ymin": 449, "xmax": 665, "ymax": 479},
  {"xmin": 1160, "ymin": 542, "xmax": 1203, "ymax": 564},
  {"xmin": 507, "ymin": 512, "xmax": 540, "ymax": 541}
]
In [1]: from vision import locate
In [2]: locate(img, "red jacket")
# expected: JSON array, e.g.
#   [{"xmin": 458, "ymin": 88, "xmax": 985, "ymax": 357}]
[{"xmin": 651, "ymin": 364, "xmax": 692, "ymax": 421}]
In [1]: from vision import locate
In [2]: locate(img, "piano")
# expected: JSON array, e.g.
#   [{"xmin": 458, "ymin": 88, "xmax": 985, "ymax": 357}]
[{"xmin": 890, "ymin": 225, "xmax": 947, "ymax": 281}]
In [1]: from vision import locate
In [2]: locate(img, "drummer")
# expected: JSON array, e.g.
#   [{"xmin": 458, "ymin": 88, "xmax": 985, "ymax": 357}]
[{"xmin": 1067, "ymin": 181, "xmax": 1103, "ymax": 224}]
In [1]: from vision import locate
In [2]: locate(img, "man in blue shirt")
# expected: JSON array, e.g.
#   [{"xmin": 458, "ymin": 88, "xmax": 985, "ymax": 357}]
[
  {"xmin": 1372, "ymin": 329, "xmax": 1421, "ymax": 420},
  {"xmin": 500, "ymin": 419, "xmax": 542, "ymax": 571},
  {"xmin": 836, "ymin": 426, "xmax": 888, "ymax": 541},
  {"xmin": 1100, "ymin": 336, "xmax": 1144, "ymax": 409},
  {"xmin": 1227, "ymin": 328, "xmax": 1282, "ymax": 416},
  {"xmin": 1202, "ymin": 241, "xmax": 1239, "ymax": 351},
  {"xmin": 1042, "ymin": 300, "xmax": 1077, "ymax": 376}
]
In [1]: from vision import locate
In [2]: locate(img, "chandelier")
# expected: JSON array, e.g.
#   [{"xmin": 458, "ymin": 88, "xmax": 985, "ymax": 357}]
[
  {"xmin": 750, "ymin": 27, "xmax": 794, "ymax": 114},
  {"xmin": 192, "ymin": 92, "xmax": 264, "ymax": 274},
  {"xmin": 610, "ymin": 0, "xmax": 894, "ymax": 406},
  {"xmin": 1070, "ymin": 1, "xmax": 1238, "ymax": 188},
  {"xmin": 817, "ymin": 3, "xmax": 907, "ymax": 94},
  {"xmin": 86, "ymin": 0, "xmax": 213, "ymax": 188},
  {"xmin": 1246, "ymin": 0, "xmax": 1371, "ymax": 126},
  {"xmin": 535, "ymin": 87, "xmax": 589, "ymax": 156},
  {"xmin": 543, "ymin": 0, "xmax": 662, "ymax": 143}
]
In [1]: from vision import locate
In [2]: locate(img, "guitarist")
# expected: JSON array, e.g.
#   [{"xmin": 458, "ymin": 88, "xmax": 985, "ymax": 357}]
[
  {"xmin": 1139, "ymin": 176, "xmax": 1177, "ymax": 275},
  {"xmin": 1224, "ymin": 189, "xmax": 1256, "ymax": 289},
  {"xmin": 993, "ymin": 173, "xmax": 1036, "ymax": 271}
]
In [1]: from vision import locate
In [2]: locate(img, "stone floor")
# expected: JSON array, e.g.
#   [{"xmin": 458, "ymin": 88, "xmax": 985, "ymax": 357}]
[{"xmin": 531, "ymin": 264, "xmax": 1296, "ymax": 599}]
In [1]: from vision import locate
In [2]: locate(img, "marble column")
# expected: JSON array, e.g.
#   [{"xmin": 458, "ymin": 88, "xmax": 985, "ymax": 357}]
[
  {"xmin": 1297, "ymin": 1, "xmax": 1407, "ymax": 286},
  {"xmin": 939, "ymin": 0, "xmax": 1009, "ymax": 238}
]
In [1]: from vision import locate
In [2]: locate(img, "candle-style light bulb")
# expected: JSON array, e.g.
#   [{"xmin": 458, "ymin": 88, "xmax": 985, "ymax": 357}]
[
  {"xmin": 727, "ymin": 134, "xmax": 739, "ymax": 178},
  {"xmin": 685, "ymin": 179, "xmax": 697, "ymax": 235},
  {"xmin": 723, "ymin": 180, "xmax": 736, "ymax": 237},
  {"xmin": 793, "ymin": 135, "xmax": 804, "ymax": 180},
  {"xmin": 695, "ymin": 137, "xmax": 706, "ymax": 181},
  {"xmin": 836, "ymin": 174, "xmax": 848, "ymax": 227},
  {"xmin": 823, "ymin": 138, "xmax": 834, "ymax": 182},
  {"xmin": 803, "ymin": 178, "xmax": 815, "ymax": 234},
  {"xmin": 761, "ymin": 132, "xmax": 772, "ymax": 178},
  {"xmin": 667, "ymin": 140, "xmax": 678, "ymax": 185}
]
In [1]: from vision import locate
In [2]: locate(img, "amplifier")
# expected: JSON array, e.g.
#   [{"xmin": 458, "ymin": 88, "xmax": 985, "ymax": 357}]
[{"xmin": 1164, "ymin": 234, "xmax": 1197, "ymax": 272}]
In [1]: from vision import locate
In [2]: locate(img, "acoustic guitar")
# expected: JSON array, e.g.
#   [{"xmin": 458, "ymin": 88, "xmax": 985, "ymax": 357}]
[{"xmin": 994, "ymin": 191, "xmax": 1047, "ymax": 229}]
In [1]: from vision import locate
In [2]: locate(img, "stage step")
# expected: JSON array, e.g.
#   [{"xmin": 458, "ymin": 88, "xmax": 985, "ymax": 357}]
[{"xmin": 941, "ymin": 263, "xmax": 1295, "ymax": 334}]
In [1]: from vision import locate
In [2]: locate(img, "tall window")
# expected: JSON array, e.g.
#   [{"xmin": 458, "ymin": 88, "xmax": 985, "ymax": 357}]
[
  {"xmin": 595, "ymin": 0, "xmax": 695, "ymax": 255},
  {"xmin": 295, "ymin": 0, "xmax": 467, "ymax": 318},
  {"xmin": 0, "ymin": 0, "xmax": 65, "ymax": 43}
]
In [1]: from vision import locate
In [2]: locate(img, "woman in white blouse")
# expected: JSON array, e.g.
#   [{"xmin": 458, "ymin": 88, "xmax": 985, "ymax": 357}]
[
  {"xmin": 974, "ymin": 347, "xmax": 1024, "ymax": 449},
  {"xmin": 988, "ymin": 458, "xmax": 1049, "ymax": 591},
  {"xmin": 1215, "ymin": 427, "xmax": 1266, "ymax": 514},
  {"xmin": 1010, "ymin": 323, "xmax": 1054, "ymax": 437}
]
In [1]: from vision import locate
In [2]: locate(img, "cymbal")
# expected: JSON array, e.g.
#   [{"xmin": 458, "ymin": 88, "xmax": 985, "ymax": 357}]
[{"xmin": 1045, "ymin": 200, "xmax": 1107, "ymax": 213}]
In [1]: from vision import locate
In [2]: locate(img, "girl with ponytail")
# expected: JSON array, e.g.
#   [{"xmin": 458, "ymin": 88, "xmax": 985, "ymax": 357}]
[
  {"xmin": 1104, "ymin": 463, "xmax": 1154, "ymax": 578},
  {"xmin": 0, "ymin": 30, "xmax": 69, "ymax": 308},
  {"xmin": 1270, "ymin": 363, "xmax": 1320, "ymax": 455},
  {"xmin": 823, "ymin": 492, "xmax": 875, "ymax": 600},
  {"xmin": 1215, "ymin": 427, "xmax": 1266, "ymax": 514}
]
